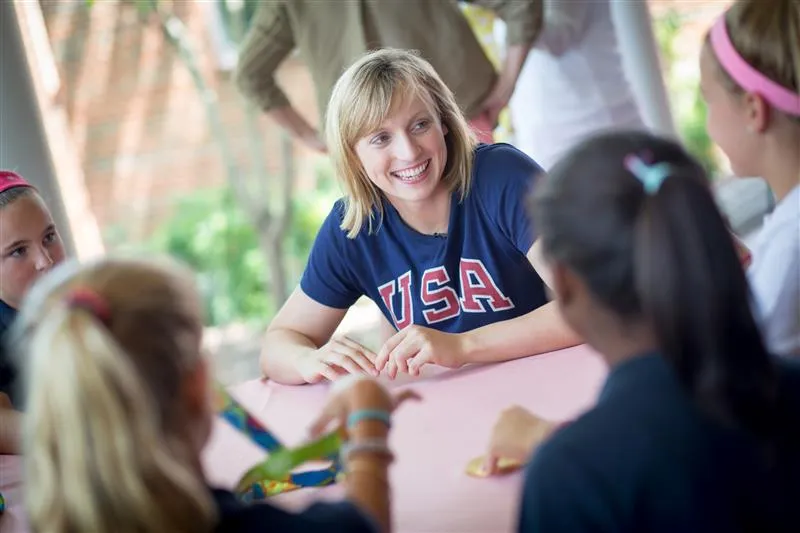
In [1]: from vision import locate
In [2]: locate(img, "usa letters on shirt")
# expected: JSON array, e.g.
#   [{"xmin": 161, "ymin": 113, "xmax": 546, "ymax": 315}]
[{"xmin": 377, "ymin": 258, "xmax": 514, "ymax": 329}]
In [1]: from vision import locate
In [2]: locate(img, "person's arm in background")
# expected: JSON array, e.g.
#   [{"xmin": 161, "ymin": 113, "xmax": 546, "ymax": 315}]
[
  {"xmin": 467, "ymin": 0, "xmax": 544, "ymax": 127},
  {"xmin": 234, "ymin": 2, "xmax": 326, "ymax": 152},
  {"xmin": 531, "ymin": 0, "xmax": 591, "ymax": 57}
]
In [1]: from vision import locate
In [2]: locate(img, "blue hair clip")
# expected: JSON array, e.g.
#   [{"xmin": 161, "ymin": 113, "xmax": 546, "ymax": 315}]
[{"xmin": 624, "ymin": 154, "xmax": 671, "ymax": 195}]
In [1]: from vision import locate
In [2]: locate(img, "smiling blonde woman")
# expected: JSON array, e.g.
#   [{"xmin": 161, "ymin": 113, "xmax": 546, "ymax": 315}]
[{"xmin": 262, "ymin": 49, "xmax": 580, "ymax": 385}]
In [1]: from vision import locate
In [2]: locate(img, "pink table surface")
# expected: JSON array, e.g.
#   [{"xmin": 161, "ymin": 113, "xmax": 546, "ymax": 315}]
[
  {"xmin": 203, "ymin": 345, "xmax": 608, "ymax": 533},
  {"xmin": 0, "ymin": 454, "xmax": 26, "ymax": 533}
]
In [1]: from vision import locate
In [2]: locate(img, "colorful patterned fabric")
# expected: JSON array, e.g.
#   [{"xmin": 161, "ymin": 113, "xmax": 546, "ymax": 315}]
[{"xmin": 215, "ymin": 385, "xmax": 344, "ymax": 500}]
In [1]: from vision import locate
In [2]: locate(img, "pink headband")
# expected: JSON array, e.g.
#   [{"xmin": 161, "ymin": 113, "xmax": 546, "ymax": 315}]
[
  {"xmin": 0, "ymin": 170, "xmax": 35, "ymax": 194},
  {"xmin": 710, "ymin": 15, "xmax": 800, "ymax": 116}
]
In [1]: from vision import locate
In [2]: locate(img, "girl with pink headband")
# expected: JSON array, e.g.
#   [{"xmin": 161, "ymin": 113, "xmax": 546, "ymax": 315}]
[
  {"xmin": 700, "ymin": 0, "xmax": 800, "ymax": 356},
  {"xmin": 0, "ymin": 170, "xmax": 67, "ymax": 453}
]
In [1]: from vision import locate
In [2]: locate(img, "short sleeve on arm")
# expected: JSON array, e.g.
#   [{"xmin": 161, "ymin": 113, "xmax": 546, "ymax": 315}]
[
  {"xmin": 300, "ymin": 201, "xmax": 363, "ymax": 309},
  {"xmin": 473, "ymin": 144, "xmax": 543, "ymax": 253},
  {"xmin": 518, "ymin": 441, "xmax": 618, "ymax": 533}
]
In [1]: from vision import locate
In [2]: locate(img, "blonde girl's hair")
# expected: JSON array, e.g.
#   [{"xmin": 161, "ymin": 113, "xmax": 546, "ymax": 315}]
[
  {"xmin": 325, "ymin": 48, "xmax": 477, "ymax": 238},
  {"xmin": 707, "ymin": 0, "xmax": 800, "ymax": 124},
  {"xmin": 14, "ymin": 257, "xmax": 216, "ymax": 533}
]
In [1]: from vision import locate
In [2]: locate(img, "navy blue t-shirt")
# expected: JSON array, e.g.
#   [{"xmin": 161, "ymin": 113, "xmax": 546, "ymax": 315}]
[
  {"xmin": 212, "ymin": 488, "xmax": 376, "ymax": 533},
  {"xmin": 301, "ymin": 143, "xmax": 547, "ymax": 332},
  {"xmin": 518, "ymin": 354, "xmax": 800, "ymax": 533}
]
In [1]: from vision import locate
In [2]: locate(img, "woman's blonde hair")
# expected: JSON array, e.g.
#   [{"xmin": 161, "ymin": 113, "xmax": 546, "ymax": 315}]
[
  {"xmin": 325, "ymin": 48, "xmax": 477, "ymax": 238},
  {"xmin": 706, "ymin": 0, "xmax": 800, "ymax": 124},
  {"xmin": 13, "ymin": 257, "xmax": 215, "ymax": 533}
]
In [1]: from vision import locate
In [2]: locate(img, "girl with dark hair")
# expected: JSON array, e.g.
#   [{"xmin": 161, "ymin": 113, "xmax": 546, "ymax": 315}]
[{"xmin": 512, "ymin": 131, "xmax": 800, "ymax": 532}]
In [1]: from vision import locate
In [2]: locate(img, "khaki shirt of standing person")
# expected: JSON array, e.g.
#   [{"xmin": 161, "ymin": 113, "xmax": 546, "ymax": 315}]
[{"xmin": 235, "ymin": 0, "xmax": 542, "ymax": 151}]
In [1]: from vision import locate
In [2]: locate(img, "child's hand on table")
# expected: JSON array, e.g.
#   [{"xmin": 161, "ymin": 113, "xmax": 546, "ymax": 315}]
[
  {"xmin": 309, "ymin": 376, "xmax": 421, "ymax": 437},
  {"xmin": 469, "ymin": 406, "xmax": 557, "ymax": 478}
]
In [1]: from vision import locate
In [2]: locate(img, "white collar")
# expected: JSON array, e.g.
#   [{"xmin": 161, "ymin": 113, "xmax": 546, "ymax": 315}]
[{"xmin": 763, "ymin": 184, "xmax": 800, "ymax": 229}]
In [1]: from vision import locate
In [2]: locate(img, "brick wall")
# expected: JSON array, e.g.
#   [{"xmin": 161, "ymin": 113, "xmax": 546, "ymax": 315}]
[{"xmin": 40, "ymin": 0, "xmax": 322, "ymax": 244}]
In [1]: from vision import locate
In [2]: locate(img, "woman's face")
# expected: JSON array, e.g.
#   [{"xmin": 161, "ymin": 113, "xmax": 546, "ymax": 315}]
[
  {"xmin": 0, "ymin": 193, "xmax": 66, "ymax": 308},
  {"xmin": 699, "ymin": 46, "xmax": 761, "ymax": 178},
  {"xmin": 354, "ymin": 91, "xmax": 450, "ymax": 213}
]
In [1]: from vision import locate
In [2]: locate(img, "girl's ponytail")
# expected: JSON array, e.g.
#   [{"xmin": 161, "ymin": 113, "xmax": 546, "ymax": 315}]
[
  {"xmin": 630, "ymin": 157, "xmax": 776, "ymax": 437},
  {"xmin": 19, "ymin": 259, "xmax": 216, "ymax": 533}
]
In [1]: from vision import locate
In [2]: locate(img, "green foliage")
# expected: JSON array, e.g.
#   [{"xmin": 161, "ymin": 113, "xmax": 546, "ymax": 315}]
[
  {"xmin": 148, "ymin": 188, "xmax": 269, "ymax": 326},
  {"xmin": 655, "ymin": 9, "xmax": 719, "ymax": 176},
  {"xmin": 85, "ymin": 0, "xmax": 155, "ymax": 14},
  {"xmin": 287, "ymin": 163, "xmax": 336, "ymax": 260},
  {"xmin": 680, "ymin": 88, "xmax": 718, "ymax": 175},
  {"xmin": 148, "ymin": 179, "xmax": 336, "ymax": 327},
  {"xmin": 216, "ymin": 0, "xmax": 261, "ymax": 42},
  {"xmin": 655, "ymin": 10, "xmax": 681, "ymax": 65}
]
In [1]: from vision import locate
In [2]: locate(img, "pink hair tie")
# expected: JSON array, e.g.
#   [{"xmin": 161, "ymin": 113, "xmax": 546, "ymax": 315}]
[
  {"xmin": 710, "ymin": 16, "xmax": 800, "ymax": 117},
  {"xmin": 65, "ymin": 288, "xmax": 112, "ymax": 327}
]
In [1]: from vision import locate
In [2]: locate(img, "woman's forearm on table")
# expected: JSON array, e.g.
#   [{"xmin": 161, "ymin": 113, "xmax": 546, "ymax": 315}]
[
  {"xmin": 260, "ymin": 329, "xmax": 318, "ymax": 385},
  {"xmin": 461, "ymin": 301, "xmax": 581, "ymax": 364}
]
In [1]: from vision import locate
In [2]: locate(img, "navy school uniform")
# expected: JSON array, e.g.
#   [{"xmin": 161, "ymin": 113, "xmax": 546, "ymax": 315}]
[
  {"xmin": 301, "ymin": 143, "xmax": 548, "ymax": 332},
  {"xmin": 0, "ymin": 299, "xmax": 18, "ymax": 405},
  {"xmin": 212, "ymin": 488, "xmax": 376, "ymax": 533},
  {"xmin": 518, "ymin": 353, "xmax": 800, "ymax": 533}
]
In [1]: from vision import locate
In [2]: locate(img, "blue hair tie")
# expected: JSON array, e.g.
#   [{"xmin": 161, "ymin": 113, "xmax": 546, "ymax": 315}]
[{"xmin": 624, "ymin": 154, "xmax": 671, "ymax": 195}]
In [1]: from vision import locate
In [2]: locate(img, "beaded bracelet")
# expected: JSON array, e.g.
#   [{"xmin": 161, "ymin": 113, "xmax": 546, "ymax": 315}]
[{"xmin": 341, "ymin": 438, "xmax": 394, "ymax": 464}]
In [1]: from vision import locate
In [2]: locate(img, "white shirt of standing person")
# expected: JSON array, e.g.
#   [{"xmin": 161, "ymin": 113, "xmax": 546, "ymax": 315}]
[
  {"xmin": 509, "ymin": 0, "xmax": 645, "ymax": 170},
  {"xmin": 748, "ymin": 185, "xmax": 800, "ymax": 357}
]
